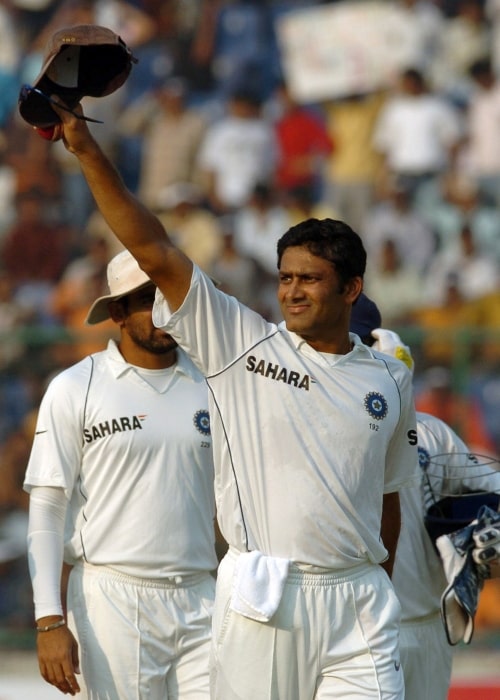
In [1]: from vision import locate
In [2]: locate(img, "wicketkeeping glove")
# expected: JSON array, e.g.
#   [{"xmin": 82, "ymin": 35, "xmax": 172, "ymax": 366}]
[
  {"xmin": 472, "ymin": 514, "xmax": 500, "ymax": 577},
  {"xmin": 436, "ymin": 504, "xmax": 499, "ymax": 645}
]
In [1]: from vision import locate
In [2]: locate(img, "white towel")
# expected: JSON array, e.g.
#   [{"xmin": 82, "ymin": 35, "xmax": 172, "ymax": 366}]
[{"xmin": 230, "ymin": 551, "xmax": 290, "ymax": 622}]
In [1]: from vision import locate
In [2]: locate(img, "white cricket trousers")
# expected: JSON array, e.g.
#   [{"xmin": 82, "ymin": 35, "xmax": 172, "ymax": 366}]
[
  {"xmin": 399, "ymin": 612, "xmax": 452, "ymax": 700},
  {"xmin": 210, "ymin": 549, "xmax": 404, "ymax": 700},
  {"xmin": 68, "ymin": 562, "xmax": 215, "ymax": 700}
]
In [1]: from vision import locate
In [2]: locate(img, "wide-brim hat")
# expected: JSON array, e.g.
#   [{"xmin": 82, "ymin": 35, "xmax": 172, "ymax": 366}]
[
  {"xmin": 18, "ymin": 24, "xmax": 137, "ymax": 128},
  {"xmin": 350, "ymin": 292, "xmax": 382, "ymax": 338},
  {"xmin": 86, "ymin": 249, "xmax": 152, "ymax": 325}
]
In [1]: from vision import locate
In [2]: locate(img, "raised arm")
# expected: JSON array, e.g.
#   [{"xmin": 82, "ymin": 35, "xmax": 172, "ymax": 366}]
[{"xmin": 52, "ymin": 100, "xmax": 193, "ymax": 311}]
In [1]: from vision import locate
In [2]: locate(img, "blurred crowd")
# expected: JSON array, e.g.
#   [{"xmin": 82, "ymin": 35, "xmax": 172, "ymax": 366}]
[{"xmin": 1, "ymin": 0, "xmax": 500, "ymax": 638}]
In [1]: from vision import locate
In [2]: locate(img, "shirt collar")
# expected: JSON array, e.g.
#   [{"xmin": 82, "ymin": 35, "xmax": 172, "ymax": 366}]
[
  {"xmin": 278, "ymin": 322, "xmax": 370, "ymax": 358},
  {"xmin": 105, "ymin": 338, "xmax": 197, "ymax": 380}
]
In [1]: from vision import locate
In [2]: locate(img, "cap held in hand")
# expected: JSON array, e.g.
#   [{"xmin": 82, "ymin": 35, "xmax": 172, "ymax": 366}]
[{"xmin": 18, "ymin": 24, "xmax": 137, "ymax": 129}]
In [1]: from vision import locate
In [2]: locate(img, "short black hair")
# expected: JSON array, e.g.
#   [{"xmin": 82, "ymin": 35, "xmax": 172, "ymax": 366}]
[{"xmin": 276, "ymin": 218, "xmax": 366, "ymax": 288}]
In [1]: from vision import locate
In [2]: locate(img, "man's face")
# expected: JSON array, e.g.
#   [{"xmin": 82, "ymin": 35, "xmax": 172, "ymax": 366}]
[
  {"xmin": 119, "ymin": 285, "xmax": 178, "ymax": 355},
  {"xmin": 278, "ymin": 246, "xmax": 356, "ymax": 350}
]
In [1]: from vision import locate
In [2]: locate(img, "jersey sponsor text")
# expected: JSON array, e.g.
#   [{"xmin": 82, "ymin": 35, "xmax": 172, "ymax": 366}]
[
  {"xmin": 84, "ymin": 415, "xmax": 146, "ymax": 443},
  {"xmin": 245, "ymin": 355, "xmax": 314, "ymax": 391}
]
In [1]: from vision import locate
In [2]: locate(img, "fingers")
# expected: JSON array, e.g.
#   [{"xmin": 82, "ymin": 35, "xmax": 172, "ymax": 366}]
[
  {"xmin": 472, "ymin": 525, "xmax": 500, "ymax": 565},
  {"xmin": 40, "ymin": 661, "xmax": 80, "ymax": 695},
  {"xmin": 49, "ymin": 95, "xmax": 84, "ymax": 122},
  {"xmin": 474, "ymin": 525, "xmax": 500, "ymax": 551},
  {"xmin": 41, "ymin": 663, "xmax": 81, "ymax": 695},
  {"xmin": 38, "ymin": 629, "xmax": 81, "ymax": 695},
  {"xmin": 33, "ymin": 124, "xmax": 64, "ymax": 141},
  {"xmin": 46, "ymin": 96, "xmax": 93, "ymax": 155}
]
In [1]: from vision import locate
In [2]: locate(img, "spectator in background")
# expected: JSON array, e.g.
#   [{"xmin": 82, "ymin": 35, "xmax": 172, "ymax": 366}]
[
  {"xmin": 1, "ymin": 188, "xmax": 73, "ymax": 326},
  {"xmin": 363, "ymin": 239, "xmax": 425, "ymax": 328},
  {"xmin": 232, "ymin": 182, "xmax": 289, "ymax": 322},
  {"xmin": 3, "ymin": 113, "xmax": 61, "ymax": 201},
  {"xmin": 410, "ymin": 274, "xmax": 479, "ymax": 366},
  {"xmin": 0, "ymin": 268, "xmax": 31, "ymax": 370},
  {"xmin": 84, "ymin": 208, "xmax": 126, "ymax": 260},
  {"xmin": 0, "ymin": 1, "xmax": 21, "ymax": 137},
  {"xmin": 486, "ymin": 0, "xmax": 500, "ymax": 74},
  {"xmin": 467, "ymin": 287, "xmax": 500, "ymax": 366},
  {"xmin": 210, "ymin": 222, "xmax": 261, "ymax": 312},
  {"xmin": 282, "ymin": 183, "xmax": 339, "ymax": 229},
  {"xmin": 394, "ymin": 0, "xmax": 446, "ymax": 73},
  {"xmin": 118, "ymin": 77, "xmax": 207, "ymax": 210},
  {"xmin": 172, "ymin": 0, "xmax": 217, "ymax": 106},
  {"xmin": 431, "ymin": 0, "xmax": 492, "ymax": 107},
  {"xmin": 323, "ymin": 90, "xmax": 386, "ymax": 234},
  {"xmin": 419, "ymin": 171, "xmax": 500, "ymax": 263},
  {"xmin": 423, "ymin": 223, "xmax": 499, "ymax": 307},
  {"xmin": 233, "ymin": 182, "xmax": 288, "ymax": 274},
  {"xmin": 272, "ymin": 80, "xmax": 333, "ymax": 205},
  {"xmin": 196, "ymin": 87, "xmax": 277, "ymax": 214},
  {"xmin": 361, "ymin": 177, "xmax": 436, "ymax": 274},
  {"xmin": 191, "ymin": 0, "xmax": 277, "ymax": 104},
  {"xmin": 155, "ymin": 181, "xmax": 223, "ymax": 275},
  {"xmin": 461, "ymin": 56, "xmax": 500, "ymax": 209},
  {"xmin": 48, "ymin": 235, "xmax": 118, "ymax": 361},
  {"xmin": 372, "ymin": 67, "xmax": 463, "ymax": 205}
]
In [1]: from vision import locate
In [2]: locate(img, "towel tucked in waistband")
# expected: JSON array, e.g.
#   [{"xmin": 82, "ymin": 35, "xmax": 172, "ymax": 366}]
[{"xmin": 229, "ymin": 550, "xmax": 289, "ymax": 622}]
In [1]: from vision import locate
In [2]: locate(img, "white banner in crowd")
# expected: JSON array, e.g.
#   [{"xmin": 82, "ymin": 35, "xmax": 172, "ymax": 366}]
[{"xmin": 276, "ymin": 1, "xmax": 420, "ymax": 102}]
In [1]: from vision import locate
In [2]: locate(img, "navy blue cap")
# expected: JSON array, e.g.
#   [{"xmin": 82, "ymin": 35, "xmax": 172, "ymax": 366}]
[{"xmin": 350, "ymin": 293, "xmax": 382, "ymax": 337}]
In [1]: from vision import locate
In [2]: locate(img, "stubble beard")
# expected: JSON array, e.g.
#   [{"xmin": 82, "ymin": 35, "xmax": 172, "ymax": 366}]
[{"xmin": 130, "ymin": 327, "xmax": 178, "ymax": 356}]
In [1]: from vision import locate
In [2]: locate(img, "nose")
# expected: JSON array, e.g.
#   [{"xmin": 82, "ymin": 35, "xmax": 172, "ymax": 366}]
[{"xmin": 286, "ymin": 278, "xmax": 305, "ymax": 300}]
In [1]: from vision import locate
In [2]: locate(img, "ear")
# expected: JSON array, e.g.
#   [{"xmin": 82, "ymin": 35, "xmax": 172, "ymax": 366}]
[
  {"xmin": 345, "ymin": 277, "xmax": 363, "ymax": 304},
  {"xmin": 108, "ymin": 300, "xmax": 126, "ymax": 323}
]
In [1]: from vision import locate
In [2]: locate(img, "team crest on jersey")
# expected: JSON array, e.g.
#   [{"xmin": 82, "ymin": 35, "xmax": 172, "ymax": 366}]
[
  {"xmin": 194, "ymin": 409, "xmax": 210, "ymax": 436},
  {"xmin": 418, "ymin": 446, "xmax": 431, "ymax": 470},
  {"xmin": 364, "ymin": 392, "xmax": 388, "ymax": 420}
]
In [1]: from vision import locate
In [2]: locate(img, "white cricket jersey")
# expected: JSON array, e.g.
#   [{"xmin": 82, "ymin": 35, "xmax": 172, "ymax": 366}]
[
  {"xmin": 393, "ymin": 411, "xmax": 500, "ymax": 620},
  {"xmin": 24, "ymin": 340, "xmax": 218, "ymax": 578},
  {"xmin": 153, "ymin": 266, "xmax": 419, "ymax": 569}
]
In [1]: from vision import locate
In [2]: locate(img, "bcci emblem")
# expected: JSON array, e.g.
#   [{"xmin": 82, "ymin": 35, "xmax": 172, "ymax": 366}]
[
  {"xmin": 418, "ymin": 446, "xmax": 431, "ymax": 470},
  {"xmin": 193, "ymin": 409, "xmax": 211, "ymax": 436},
  {"xmin": 364, "ymin": 392, "xmax": 388, "ymax": 420}
]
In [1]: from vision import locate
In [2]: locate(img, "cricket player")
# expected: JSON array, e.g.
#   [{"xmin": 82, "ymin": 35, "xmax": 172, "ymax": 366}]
[
  {"xmin": 350, "ymin": 299, "xmax": 500, "ymax": 700},
  {"xmin": 24, "ymin": 250, "xmax": 218, "ymax": 698},
  {"xmin": 48, "ymin": 99, "xmax": 420, "ymax": 700}
]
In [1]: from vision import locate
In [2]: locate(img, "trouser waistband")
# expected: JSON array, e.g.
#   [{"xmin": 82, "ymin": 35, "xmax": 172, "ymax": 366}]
[
  {"xmin": 78, "ymin": 561, "xmax": 209, "ymax": 589},
  {"xmin": 226, "ymin": 547, "xmax": 374, "ymax": 585}
]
